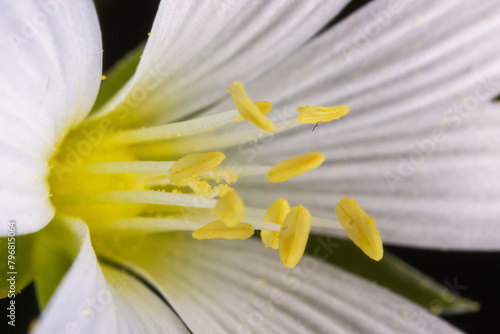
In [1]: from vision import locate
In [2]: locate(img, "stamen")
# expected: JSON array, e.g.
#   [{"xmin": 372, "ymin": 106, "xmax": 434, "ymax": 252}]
[
  {"xmin": 334, "ymin": 197, "xmax": 383, "ymax": 261},
  {"xmin": 192, "ymin": 220, "xmax": 254, "ymax": 240},
  {"xmin": 127, "ymin": 118, "xmax": 300, "ymax": 159},
  {"xmin": 96, "ymin": 190, "xmax": 217, "ymax": 208},
  {"xmin": 261, "ymin": 198, "xmax": 290, "ymax": 249},
  {"xmin": 97, "ymin": 217, "xmax": 278, "ymax": 232},
  {"xmin": 296, "ymin": 105, "xmax": 350, "ymax": 124},
  {"xmin": 246, "ymin": 207, "xmax": 342, "ymax": 230},
  {"xmin": 98, "ymin": 217, "xmax": 204, "ymax": 231},
  {"xmin": 233, "ymin": 165, "xmax": 272, "ymax": 177},
  {"xmin": 267, "ymin": 153, "xmax": 325, "ymax": 182},
  {"xmin": 215, "ymin": 189, "xmax": 245, "ymax": 227},
  {"xmin": 105, "ymin": 109, "xmax": 241, "ymax": 145},
  {"xmin": 279, "ymin": 205, "xmax": 312, "ymax": 268},
  {"xmin": 228, "ymin": 81, "xmax": 275, "ymax": 133},
  {"xmin": 168, "ymin": 152, "xmax": 225, "ymax": 183},
  {"xmin": 80, "ymin": 161, "xmax": 175, "ymax": 174},
  {"xmin": 236, "ymin": 101, "xmax": 272, "ymax": 121}
]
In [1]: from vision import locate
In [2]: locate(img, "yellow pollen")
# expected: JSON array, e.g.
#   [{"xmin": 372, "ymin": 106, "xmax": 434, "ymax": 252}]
[
  {"xmin": 296, "ymin": 105, "xmax": 350, "ymax": 124},
  {"xmin": 267, "ymin": 152, "xmax": 325, "ymax": 182},
  {"xmin": 228, "ymin": 81, "xmax": 275, "ymax": 132},
  {"xmin": 215, "ymin": 189, "xmax": 245, "ymax": 227},
  {"xmin": 168, "ymin": 152, "xmax": 225, "ymax": 183},
  {"xmin": 192, "ymin": 220, "xmax": 254, "ymax": 240},
  {"xmin": 261, "ymin": 198, "xmax": 290, "ymax": 249},
  {"xmin": 334, "ymin": 197, "xmax": 383, "ymax": 261},
  {"xmin": 101, "ymin": 75, "xmax": 107, "ymax": 80},
  {"xmin": 279, "ymin": 205, "xmax": 311, "ymax": 268}
]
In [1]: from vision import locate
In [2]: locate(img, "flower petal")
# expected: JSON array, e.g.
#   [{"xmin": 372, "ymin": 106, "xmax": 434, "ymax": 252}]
[
  {"xmin": 91, "ymin": 0, "xmax": 349, "ymax": 126},
  {"xmin": 101, "ymin": 265, "xmax": 190, "ymax": 334},
  {"xmin": 0, "ymin": 0, "xmax": 102, "ymax": 235},
  {"xmin": 92, "ymin": 232, "xmax": 462, "ymax": 333},
  {"xmin": 222, "ymin": 0, "xmax": 500, "ymax": 249},
  {"xmin": 212, "ymin": 0, "xmax": 500, "ymax": 114},
  {"xmin": 32, "ymin": 217, "xmax": 188, "ymax": 333},
  {"xmin": 235, "ymin": 102, "xmax": 500, "ymax": 249}
]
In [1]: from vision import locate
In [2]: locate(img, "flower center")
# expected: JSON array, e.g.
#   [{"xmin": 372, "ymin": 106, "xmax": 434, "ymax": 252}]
[{"xmin": 47, "ymin": 81, "xmax": 379, "ymax": 268}]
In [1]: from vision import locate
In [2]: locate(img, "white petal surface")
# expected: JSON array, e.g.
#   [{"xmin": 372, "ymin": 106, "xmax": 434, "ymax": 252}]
[
  {"xmin": 93, "ymin": 232, "xmax": 463, "ymax": 334},
  {"xmin": 102, "ymin": 266, "xmax": 190, "ymax": 334},
  {"xmin": 215, "ymin": 0, "xmax": 500, "ymax": 249},
  {"xmin": 0, "ymin": 0, "xmax": 102, "ymax": 235},
  {"xmin": 32, "ymin": 218, "xmax": 189, "ymax": 334},
  {"xmin": 92, "ymin": 0, "xmax": 349, "ymax": 126}
]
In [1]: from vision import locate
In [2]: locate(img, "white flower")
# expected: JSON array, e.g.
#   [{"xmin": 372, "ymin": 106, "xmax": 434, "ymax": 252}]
[{"xmin": 1, "ymin": 0, "xmax": 499, "ymax": 333}]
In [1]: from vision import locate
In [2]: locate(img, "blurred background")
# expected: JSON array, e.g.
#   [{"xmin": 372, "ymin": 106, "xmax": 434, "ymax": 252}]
[{"xmin": 2, "ymin": 1, "xmax": 499, "ymax": 333}]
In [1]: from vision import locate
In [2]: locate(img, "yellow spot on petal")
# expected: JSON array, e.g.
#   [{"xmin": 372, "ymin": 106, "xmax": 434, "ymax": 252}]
[
  {"xmin": 215, "ymin": 189, "xmax": 245, "ymax": 227},
  {"xmin": 192, "ymin": 220, "xmax": 254, "ymax": 240},
  {"xmin": 296, "ymin": 105, "xmax": 349, "ymax": 124},
  {"xmin": 148, "ymin": 32, "xmax": 152, "ymax": 36},
  {"xmin": 279, "ymin": 205, "xmax": 311, "ymax": 268},
  {"xmin": 229, "ymin": 81, "xmax": 275, "ymax": 132},
  {"xmin": 261, "ymin": 198, "xmax": 290, "ymax": 249},
  {"xmin": 334, "ymin": 196, "xmax": 383, "ymax": 261},
  {"xmin": 267, "ymin": 153, "xmax": 324, "ymax": 182},
  {"xmin": 168, "ymin": 152, "xmax": 225, "ymax": 183},
  {"xmin": 101, "ymin": 75, "xmax": 107, "ymax": 80}
]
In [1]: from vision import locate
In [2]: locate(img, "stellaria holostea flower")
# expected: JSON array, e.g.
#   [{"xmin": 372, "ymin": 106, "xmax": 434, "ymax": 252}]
[{"xmin": 1, "ymin": 1, "xmax": 499, "ymax": 333}]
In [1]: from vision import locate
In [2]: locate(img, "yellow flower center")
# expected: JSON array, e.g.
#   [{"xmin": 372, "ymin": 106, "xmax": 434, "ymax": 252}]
[{"xmin": 48, "ymin": 81, "xmax": 379, "ymax": 268}]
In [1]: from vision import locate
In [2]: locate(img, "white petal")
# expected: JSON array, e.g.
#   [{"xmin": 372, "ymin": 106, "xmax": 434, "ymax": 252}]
[
  {"xmin": 212, "ymin": 0, "xmax": 500, "ymax": 116},
  {"xmin": 32, "ymin": 218, "xmax": 189, "ymax": 334},
  {"xmin": 235, "ymin": 100, "xmax": 500, "ymax": 249},
  {"xmin": 102, "ymin": 265, "xmax": 190, "ymax": 334},
  {"xmin": 0, "ymin": 0, "xmax": 102, "ymax": 235},
  {"xmin": 32, "ymin": 218, "xmax": 116, "ymax": 333},
  {"xmin": 92, "ymin": 232, "xmax": 462, "ymax": 334},
  {"xmin": 221, "ymin": 0, "xmax": 500, "ymax": 249},
  {"xmin": 92, "ymin": 0, "xmax": 349, "ymax": 126}
]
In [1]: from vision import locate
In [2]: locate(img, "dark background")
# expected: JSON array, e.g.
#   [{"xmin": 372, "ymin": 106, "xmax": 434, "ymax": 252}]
[{"xmin": 3, "ymin": 1, "xmax": 499, "ymax": 333}]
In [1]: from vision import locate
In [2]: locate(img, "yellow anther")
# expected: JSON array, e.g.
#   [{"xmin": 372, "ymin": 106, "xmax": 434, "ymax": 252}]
[
  {"xmin": 296, "ymin": 105, "xmax": 350, "ymax": 124},
  {"xmin": 168, "ymin": 152, "xmax": 225, "ymax": 183},
  {"xmin": 192, "ymin": 220, "xmax": 254, "ymax": 240},
  {"xmin": 229, "ymin": 81, "xmax": 275, "ymax": 132},
  {"xmin": 261, "ymin": 198, "xmax": 290, "ymax": 249},
  {"xmin": 101, "ymin": 75, "xmax": 107, "ymax": 80},
  {"xmin": 334, "ymin": 197, "xmax": 383, "ymax": 261},
  {"xmin": 215, "ymin": 189, "xmax": 245, "ymax": 227},
  {"xmin": 236, "ymin": 101, "xmax": 272, "ymax": 121},
  {"xmin": 254, "ymin": 101, "xmax": 273, "ymax": 115},
  {"xmin": 267, "ymin": 153, "xmax": 325, "ymax": 183},
  {"xmin": 279, "ymin": 205, "xmax": 311, "ymax": 268}
]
